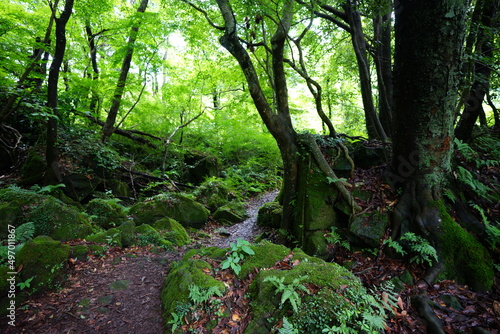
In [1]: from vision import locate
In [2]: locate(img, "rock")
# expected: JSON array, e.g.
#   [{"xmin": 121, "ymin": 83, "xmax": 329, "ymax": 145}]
[
  {"xmin": 256, "ymin": 202, "xmax": 282, "ymax": 229},
  {"xmin": 349, "ymin": 211, "xmax": 389, "ymax": 248},
  {"xmin": 351, "ymin": 141, "xmax": 387, "ymax": 169},
  {"xmin": 19, "ymin": 149, "xmax": 44, "ymax": 185},
  {"xmin": 117, "ymin": 221, "xmax": 137, "ymax": 248},
  {"xmin": 161, "ymin": 241, "xmax": 388, "ymax": 334},
  {"xmin": 85, "ymin": 198, "xmax": 127, "ymax": 229},
  {"xmin": 86, "ymin": 228, "xmax": 123, "ymax": 248},
  {"xmin": 154, "ymin": 218, "xmax": 190, "ymax": 246},
  {"xmin": 213, "ymin": 200, "xmax": 248, "ymax": 224},
  {"xmin": 71, "ymin": 245, "xmax": 90, "ymax": 261},
  {"xmin": 136, "ymin": 224, "xmax": 172, "ymax": 248},
  {"xmin": 129, "ymin": 193, "xmax": 209, "ymax": 228},
  {"xmin": 194, "ymin": 178, "xmax": 233, "ymax": 211},
  {"xmin": 62, "ymin": 173, "xmax": 102, "ymax": 202},
  {"xmin": 105, "ymin": 179, "xmax": 132, "ymax": 198},
  {"xmin": 303, "ymin": 230, "xmax": 329, "ymax": 259},
  {"xmin": 16, "ymin": 236, "xmax": 70, "ymax": 293},
  {"xmin": 184, "ymin": 151, "xmax": 220, "ymax": 184},
  {"xmin": 0, "ymin": 187, "xmax": 94, "ymax": 241}
]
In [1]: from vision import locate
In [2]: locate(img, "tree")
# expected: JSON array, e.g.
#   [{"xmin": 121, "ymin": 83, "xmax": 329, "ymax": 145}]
[
  {"xmin": 101, "ymin": 0, "xmax": 149, "ymax": 142},
  {"xmin": 388, "ymin": 0, "xmax": 494, "ymax": 290},
  {"xmin": 186, "ymin": 0, "xmax": 359, "ymax": 245},
  {"xmin": 455, "ymin": 0, "xmax": 499, "ymax": 141},
  {"xmin": 45, "ymin": 0, "xmax": 75, "ymax": 184}
]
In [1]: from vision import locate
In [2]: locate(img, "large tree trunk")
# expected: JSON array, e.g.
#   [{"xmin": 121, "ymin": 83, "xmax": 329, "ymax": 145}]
[
  {"xmin": 390, "ymin": 0, "xmax": 493, "ymax": 291},
  {"xmin": 455, "ymin": 0, "xmax": 498, "ymax": 142},
  {"xmin": 45, "ymin": 0, "xmax": 74, "ymax": 184},
  {"xmin": 101, "ymin": 0, "xmax": 149, "ymax": 142}
]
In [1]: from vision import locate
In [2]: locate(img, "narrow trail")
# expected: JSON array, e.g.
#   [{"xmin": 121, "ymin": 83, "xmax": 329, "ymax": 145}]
[{"xmin": 1, "ymin": 191, "xmax": 278, "ymax": 334}]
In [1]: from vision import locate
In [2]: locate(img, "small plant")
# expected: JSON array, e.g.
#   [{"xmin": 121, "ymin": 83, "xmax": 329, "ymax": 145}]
[
  {"xmin": 31, "ymin": 183, "xmax": 66, "ymax": 195},
  {"xmin": 17, "ymin": 277, "xmax": 34, "ymax": 290},
  {"xmin": 384, "ymin": 232, "xmax": 438, "ymax": 266},
  {"xmin": 220, "ymin": 238, "xmax": 255, "ymax": 275},
  {"xmin": 276, "ymin": 317, "xmax": 299, "ymax": 334},
  {"xmin": 263, "ymin": 275, "xmax": 309, "ymax": 313},
  {"xmin": 325, "ymin": 226, "xmax": 350, "ymax": 251},
  {"xmin": 188, "ymin": 284, "xmax": 223, "ymax": 305}
]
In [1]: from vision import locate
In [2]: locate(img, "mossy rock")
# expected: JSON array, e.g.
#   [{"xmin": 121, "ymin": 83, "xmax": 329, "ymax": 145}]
[
  {"xmin": 213, "ymin": 200, "xmax": 248, "ymax": 224},
  {"xmin": 85, "ymin": 198, "xmax": 127, "ymax": 229},
  {"xmin": 117, "ymin": 221, "xmax": 137, "ymax": 248},
  {"xmin": 129, "ymin": 193, "xmax": 209, "ymax": 228},
  {"xmin": 19, "ymin": 149, "xmax": 44, "ymax": 185},
  {"xmin": 257, "ymin": 202, "xmax": 282, "ymax": 229},
  {"xmin": 105, "ymin": 179, "xmax": 132, "ymax": 198},
  {"xmin": 136, "ymin": 224, "xmax": 172, "ymax": 248},
  {"xmin": 89, "ymin": 244, "xmax": 105, "ymax": 256},
  {"xmin": 0, "ymin": 187, "xmax": 93, "ymax": 241},
  {"xmin": 86, "ymin": 228, "xmax": 123, "ymax": 248},
  {"xmin": 349, "ymin": 210, "xmax": 389, "ymax": 248},
  {"xmin": 303, "ymin": 230, "xmax": 329, "ymax": 259},
  {"xmin": 161, "ymin": 258, "xmax": 226, "ymax": 331},
  {"xmin": 184, "ymin": 151, "xmax": 220, "ymax": 184},
  {"xmin": 194, "ymin": 178, "xmax": 233, "ymax": 211},
  {"xmin": 71, "ymin": 245, "xmax": 89, "ymax": 261},
  {"xmin": 62, "ymin": 173, "xmax": 102, "ymax": 202},
  {"xmin": 16, "ymin": 236, "xmax": 70, "ymax": 293},
  {"xmin": 154, "ymin": 218, "xmax": 190, "ymax": 246},
  {"xmin": 435, "ymin": 201, "xmax": 494, "ymax": 291}
]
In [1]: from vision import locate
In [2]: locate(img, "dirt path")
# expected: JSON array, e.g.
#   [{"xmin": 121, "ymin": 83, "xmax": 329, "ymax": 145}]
[{"xmin": 0, "ymin": 192, "xmax": 277, "ymax": 334}]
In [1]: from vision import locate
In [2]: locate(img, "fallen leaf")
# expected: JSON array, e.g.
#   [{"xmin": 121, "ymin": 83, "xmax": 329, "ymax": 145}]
[
  {"xmin": 493, "ymin": 300, "xmax": 500, "ymax": 317},
  {"xmin": 232, "ymin": 314, "xmax": 241, "ymax": 321}
]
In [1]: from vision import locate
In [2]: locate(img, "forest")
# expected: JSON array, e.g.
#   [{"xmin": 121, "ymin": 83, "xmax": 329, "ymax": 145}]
[{"xmin": 0, "ymin": 0, "xmax": 499, "ymax": 333}]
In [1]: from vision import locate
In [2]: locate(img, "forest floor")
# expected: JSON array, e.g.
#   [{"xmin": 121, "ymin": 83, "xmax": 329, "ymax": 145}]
[{"xmin": 1, "ymin": 183, "xmax": 499, "ymax": 333}]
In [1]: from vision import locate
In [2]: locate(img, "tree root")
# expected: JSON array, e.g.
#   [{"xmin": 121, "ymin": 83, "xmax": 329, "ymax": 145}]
[{"xmin": 411, "ymin": 295, "xmax": 445, "ymax": 334}]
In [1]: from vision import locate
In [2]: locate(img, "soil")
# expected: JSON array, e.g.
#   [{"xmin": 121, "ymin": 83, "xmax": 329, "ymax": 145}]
[{"xmin": 1, "ymin": 190, "xmax": 499, "ymax": 334}]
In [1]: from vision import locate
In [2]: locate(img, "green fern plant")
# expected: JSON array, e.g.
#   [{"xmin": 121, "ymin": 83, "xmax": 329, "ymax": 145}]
[
  {"xmin": 220, "ymin": 238, "xmax": 255, "ymax": 275},
  {"xmin": 188, "ymin": 284, "xmax": 223, "ymax": 305},
  {"xmin": 384, "ymin": 232, "xmax": 438, "ymax": 266},
  {"xmin": 263, "ymin": 275, "xmax": 309, "ymax": 313},
  {"xmin": 325, "ymin": 226, "xmax": 350, "ymax": 250},
  {"xmin": 277, "ymin": 317, "xmax": 299, "ymax": 334}
]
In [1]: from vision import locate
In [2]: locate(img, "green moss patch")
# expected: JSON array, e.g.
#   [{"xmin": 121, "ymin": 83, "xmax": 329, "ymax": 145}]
[
  {"xmin": 16, "ymin": 236, "xmax": 70, "ymax": 293},
  {"xmin": 85, "ymin": 198, "xmax": 127, "ymax": 229},
  {"xmin": 86, "ymin": 228, "xmax": 123, "ymax": 248},
  {"xmin": 154, "ymin": 218, "xmax": 190, "ymax": 246}
]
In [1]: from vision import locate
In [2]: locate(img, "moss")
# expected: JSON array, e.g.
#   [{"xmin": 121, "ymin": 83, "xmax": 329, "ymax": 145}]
[
  {"xmin": 117, "ymin": 221, "xmax": 137, "ymax": 248},
  {"xmin": 85, "ymin": 198, "xmax": 127, "ymax": 229},
  {"xmin": 182, "ymin": 247, "xmax": 227, "ymax": 261},
  {"xmin": 129, "ymin": 193, "xmax": 209, "ymax": 228},
  {"xmin": 86, "ymin": 228, "xmax": 123, "ymax": 248},
  {"xmin": 89, "ymin": 244, "xmax": 105, "ymax": 256},
  {"xmin": 0, "ymin": 266, "xmax": 10, "ymax": 297},
  {"xmin": 161, "ymin": 258, "xmax": 226, "ymax": 328},
  {"xmin": 303, "ymin": 230, "xmax": 329, "ymax": 259},
  {"xmin": 213, "ymin": 200, "xmax": 248, "ymax": 224},
  {"xmin": 239, "ymin": 241, "xmax": 292, "ymax": 278},
  {"xmin": 136, "ymin": 224, "xmax": 172, "ymax": 248},
  {"xmin": 154, "ymin": 218, "xmax": 190, "ymax": 246},
  {"xmin": 105, "ymin": 179, "xmax": 132, "ymax": 198},
  {"xmin": 194, "ymin": 178, "xmax": 232, "ymax": 211},
  {"xmin": 256, "ymin": 202, "xmax": 282, "ymax": 229},
  {"xmin": 20, "ymin": 149, "xmax": 44, "ymax": 185},
  {"xmin": 16, "ymin": 236, "xmax": 70, "ymax": 293},
  {"xmin": 71, "ymin": 245, "xmax": 89, "ymax": 261},
  {"xmin": 435, "ymin": 201, "xmax": 494, "ymax": 291}
]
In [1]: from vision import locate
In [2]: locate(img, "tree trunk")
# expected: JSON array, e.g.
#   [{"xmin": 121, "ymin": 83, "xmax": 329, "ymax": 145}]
[
  {"xmin": 85, "ymin": 22, "xmax": 102, "ymax": 118},
  {"xmin": 390, "ymin": 0, "xmax": 494, "ymax": 291},
  {"xmin": 101, "ymin": 0, "xmax": 149, "ymax": 142},
  {"xmin": 343, "ymin": 0, "xmax": 387, "ymax": 141},
  {"xmin": 373, "ymin": 8, "xmax": 393, "ymax": 137},
  {"xmin": 455, "ymin": 0, "xmax": 498, "ymax": 142},
  {"xmin": 45, "ymin": 0, "xmax": 74, "ymax": 184}
]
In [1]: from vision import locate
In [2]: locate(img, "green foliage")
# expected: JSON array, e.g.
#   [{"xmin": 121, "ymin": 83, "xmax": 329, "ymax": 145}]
[
  {"xmin": 31, "ymin": 184, "xmax": 66, "ymax": 195},
  {"xmin": 277, "ymin": 317, "xmax": 299, "ymax": 334},
  {"xmin": 220, "ymin": 238, "xmax": 255, "ymax": 275},
  {"xmin": 17, "ymin": 276, "xmax": 34, "ymax": 290},
  {"xmin": 325, "ymin": 226, "xmax": 350, "ymax": 251},
  {"xmin": 0, "ymin": 222, "xmax": 35, "ymax": 266},
  {"xmin": 263, "ymin": 275, "xmax": 309, "ymax": 313},
  {"xmin": 188, "ymin": 284, "xmax": 224, "ymax": 305},
  {"xmin": 455, "ymin": 166, "xmax": 491, "ymax": 199},
  {"xmin": 469, "ymin": 201, "xmax": 500, "ymax": 249},
  {"xmin": 383, "ymin": 232, "xmax": 438, "ymax": 266}
]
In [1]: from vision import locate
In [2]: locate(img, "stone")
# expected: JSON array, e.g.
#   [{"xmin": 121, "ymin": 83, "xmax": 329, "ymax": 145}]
[
  {"xmin": 86, "ymin": 228, "xmax": 122, "ymax": 248},
  {"xmin": 117, "ymin": 221, "xmax": 137, "ymax": 248},
  {"xmin": 349, "ymin": 211, "xmax": 389, "ymax": 248},
  {"xmin": 213, "ymin": 200, "xmax": 248, "ymax": 224},
  {"xmin": 16, "ymin": 236, "xmax": 70, "ymax": 293},
  {"xmin": 129, "ymin": 193, "xmax": 209, "ymax": 228},
  {"xmin": 85, "ymin": 198, "xmax": 127, "ymax": 229},
  {"xmin": 71, "ymin": 245, "xmax": 89, "ymax": 261},
  {"xmin": 154, "ymin": 218, "xmax": 190, "ymax": 246},
  {"xmin": 256, "ymin": 202, "xmax": 282, "ymax": 229},
  {"xmin": 303, "ymin": 230, "xmax": 329, "ymax": 259}
]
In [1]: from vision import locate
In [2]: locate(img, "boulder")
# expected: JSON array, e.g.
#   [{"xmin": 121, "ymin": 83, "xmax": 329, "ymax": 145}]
[
  {"xmin": 213, "ymin": 200, "xmax": 248, "ymax": 224},
  {"xmin": 86, "ymin": 228, "xmax": 122, "ymax": 248},
  {"xmin": 154, "ymin": 218, "xmax": 190, "ymax": 246},
  {"xmin": 349, "ymin": 211, "xmax": 389, "ymax": 248},
  {"xmin": 129, "ymin": 193, "xmax": 209, "ymax": 229},
  {"xmin": 117, "ymin": 221, "xmax": 137, "ymax": 248},
  {"xmin": 16, "ymin": 236, "xmax": 70, "ymax": 293},
  {"xmin": 136, "ymin": 224, "xmax": 172, "ymax": 248},
  {"xmin": 256, "ymin": 202, "xmax": 282, "ymax": 229},
  {"xmin": 194, "ymin": 178, "xmax": 233, "ymax": 211},
  {"xmin": 85, "ymin": 198, "xmax": 127, "ymax": 229}
]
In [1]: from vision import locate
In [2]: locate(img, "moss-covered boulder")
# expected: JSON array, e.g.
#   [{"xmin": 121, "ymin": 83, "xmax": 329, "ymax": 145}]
[
  {"xmin": 194, "ymin": 178, "xmax": 233, "ymax": 211},
  {"xmin": 161, "ymin": 242, "xmax": 388, "ymax": 334},
  {"xmin": 105, "ymin": 179, "xmax": 132, "ymax": 198},
  {"xmin": 71, "ymin": 245, "xmax": 90, "ymax": 261},
  {"xmin": 129, "ymin": 193, "xmax": 209, "ymax": 228},
  {"xmin": 184, "ymin": 151, "xmax": 220, "ymax": 184},
  {"xmin": 85, "ymin": 198, "xmax": 127, "ymax": 229},
  {"xmin": 20, "ymin": 149, "xmax": 45, "ymax": 185},
  {"xmin": 154, "ymin": 218, "xmax": 190, "ymax": 246},
  {"xmin": 303, "ymin": 230, "xmax": 329, "ymax": 259},
  {"xmin": 86, "ymin": 228, "xmax": 123, "ymax": 248},
  {"xmin": 136, "ymin": 224, "xmax": 172, "ymax": 248},
  {"xmin": 213, "ymin": 200, "xmax": 248, "ymax": 224},
  {"xmin": 349, "ymin": 211, "xmax": 389, "ymax": 248},
  {"xmin": 257, "ymin": 202, "xmax": 282, "ymax": 229},
  {"xmin": 117, "ymin": 221, "xmax": 137, "ymax": 248},
  {"xmin": 0, "ymin": 187, "xmax": 93, "ymax": 241},
  {"xmin": 16, "ymin": 236, "xmax": 70, "ymax": 293}
]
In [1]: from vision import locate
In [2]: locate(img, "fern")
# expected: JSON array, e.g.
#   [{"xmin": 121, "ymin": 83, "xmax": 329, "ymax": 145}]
[
  {"xmin": 264, "ymin": 275, "xmax": 309, "ymax": 313},
  {"xmin": 400, "ymin": 232, "xmax": 438, "ymax": 266},
  {"xmin": 188, "ymin": 284, "xmax": 223, "ymax": 305},
  {"xmin": 277, "ymin": 317, "xmax": 299, "ymax": 334}
]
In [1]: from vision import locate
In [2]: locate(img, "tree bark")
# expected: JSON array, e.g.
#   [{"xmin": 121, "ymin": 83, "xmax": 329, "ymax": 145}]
[
  {"xmin": 45, "ymin": 0, "xmax": 74, "ymax": 184},
  {"xmin": 455, "ymin": 0, "xmax": 498, "ymax": 142},
  {"xmin": 389, "ymin": 0, "xmax": 494, "ymax": 291},
  {"xmin": 101, "ymin": 0, "xmax": 149, "ymax": 142}
]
